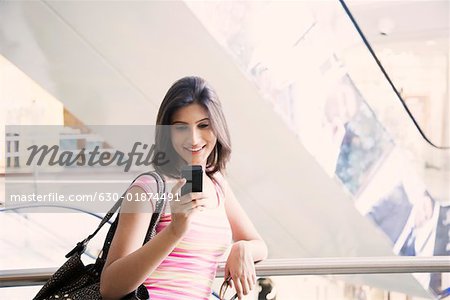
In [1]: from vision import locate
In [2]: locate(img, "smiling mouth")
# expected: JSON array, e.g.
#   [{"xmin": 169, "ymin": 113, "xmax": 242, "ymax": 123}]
[{"xmin": 184, "ymin": 145, "xmax": 206, "ymax": 154}]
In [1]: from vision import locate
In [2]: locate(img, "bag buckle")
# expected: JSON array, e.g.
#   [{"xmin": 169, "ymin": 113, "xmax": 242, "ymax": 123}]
[{"xmin": 65, "ymin": 238, "xmax": 89, "ymax": 258}]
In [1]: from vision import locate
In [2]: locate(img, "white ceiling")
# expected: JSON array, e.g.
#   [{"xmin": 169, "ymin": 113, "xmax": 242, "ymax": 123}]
[{"xmin": 347, "ymin": 0, "xmax": 449, "ymax": 53}]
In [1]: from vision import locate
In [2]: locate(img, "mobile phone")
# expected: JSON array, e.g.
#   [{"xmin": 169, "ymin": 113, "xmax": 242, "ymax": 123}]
[{"xmin": 181, "ymin": 165, "xmax": 203, "ymax": 196}]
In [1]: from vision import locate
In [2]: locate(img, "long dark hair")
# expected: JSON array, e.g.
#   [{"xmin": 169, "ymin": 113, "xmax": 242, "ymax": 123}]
[{"xmin": 153, "ymin": 76, "xmax": 231, "ymax": 179}]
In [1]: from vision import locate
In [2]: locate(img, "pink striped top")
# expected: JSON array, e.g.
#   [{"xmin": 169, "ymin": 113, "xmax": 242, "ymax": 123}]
[{"xmin": 130, "ymin": 175, "xmax": 232, "ymax": 300}]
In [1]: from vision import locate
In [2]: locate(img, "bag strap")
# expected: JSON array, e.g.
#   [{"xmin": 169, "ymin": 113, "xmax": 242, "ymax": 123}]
[
  {"xmin": 96, "ymin": 171, "xmax": 166, "ymax": 263},
  {"xmin": 65, "ymin": 171, "xmax": 165, "ymax": 258},
  {"xmin": 143, "ymin": 171, "xmax": 166, "ymax": 243}
]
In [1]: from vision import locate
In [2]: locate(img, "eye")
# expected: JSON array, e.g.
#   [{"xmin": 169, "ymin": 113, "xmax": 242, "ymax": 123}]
[
  {"xmin": 198, "ymin": 123, "xmax": 209, "ymax": 129},
  {"xmin": 175, "ymin": 125, "xmax": 188, "ymax": 131}
]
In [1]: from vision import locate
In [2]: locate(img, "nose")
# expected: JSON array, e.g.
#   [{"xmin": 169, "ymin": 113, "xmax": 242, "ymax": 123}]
[{"xmin": 188, "ymin": 126, "xmax": 202, "ymax": 146}]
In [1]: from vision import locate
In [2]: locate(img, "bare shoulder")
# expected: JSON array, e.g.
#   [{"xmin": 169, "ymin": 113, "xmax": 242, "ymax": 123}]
[
  {"xmin": 121, "ymin": 172, "xmax": 161, "ymax": 213},
  {"xmin": 132, "ymin": 174, "xmax": 158, "ymax": 190}
]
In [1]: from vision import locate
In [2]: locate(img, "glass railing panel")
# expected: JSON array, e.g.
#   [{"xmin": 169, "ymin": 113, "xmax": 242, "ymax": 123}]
[
  {"xmin": 0, "ymin": 286, "xmax": 42, "ymax": 300},
  {"xmin": 211, "ymin": 273, "xmax": 449, "ymax": 299},
  {"xmin": 0, "ymin": 210, "xmax": 108, "ymax": 270}
]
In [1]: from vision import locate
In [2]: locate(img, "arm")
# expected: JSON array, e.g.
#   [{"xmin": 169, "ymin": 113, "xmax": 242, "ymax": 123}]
[
  {"xmin": 218, "ymin": 173, "xmax": 268, "ymax": 299},
  {"xmin": 220, "ymin": 174, "xmax": 268, "ymax": 261},
  {"xmin": 100, "ymin": 185, "xmax": 183, "ymax": 300}
]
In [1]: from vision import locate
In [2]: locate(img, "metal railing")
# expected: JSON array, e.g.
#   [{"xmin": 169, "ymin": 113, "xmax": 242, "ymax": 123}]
[{"xmin": 1, "ymin": 257, "xmax": 449, "ymax": 288}]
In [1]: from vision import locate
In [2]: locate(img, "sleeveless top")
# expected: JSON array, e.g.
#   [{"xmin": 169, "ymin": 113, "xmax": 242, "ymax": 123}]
[{"xmin": 130, "ymin": 175, "xmax": 233, "ymax": 300}]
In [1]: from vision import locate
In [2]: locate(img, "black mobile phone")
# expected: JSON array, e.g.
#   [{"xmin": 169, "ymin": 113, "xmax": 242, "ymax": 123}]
[{"xmin": 181, "ymin": 165, "xmax": 203, "ymax": 196}]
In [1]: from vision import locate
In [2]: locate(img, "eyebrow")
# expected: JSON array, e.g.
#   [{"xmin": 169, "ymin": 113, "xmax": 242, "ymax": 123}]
[{"xmin": 172, "ymin": 118, "xmax": 209, "ymax": 125}]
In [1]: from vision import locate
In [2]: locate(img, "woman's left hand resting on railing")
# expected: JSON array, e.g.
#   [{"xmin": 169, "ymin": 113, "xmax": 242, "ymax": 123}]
[{"xmin": 224, "ymin": 241, "xmax": 258, "ymax": 299}]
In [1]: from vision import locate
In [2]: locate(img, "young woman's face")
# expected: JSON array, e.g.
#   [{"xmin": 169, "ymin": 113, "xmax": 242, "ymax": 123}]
[{"xmin": 170, "ymin": 103, "xmax": 217, "ymax": 167}]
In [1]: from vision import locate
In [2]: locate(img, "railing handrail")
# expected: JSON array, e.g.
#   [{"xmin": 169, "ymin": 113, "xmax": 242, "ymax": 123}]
[{"xmin": 1, "ymin": 257, "xmax": 449, "ymax": 288}]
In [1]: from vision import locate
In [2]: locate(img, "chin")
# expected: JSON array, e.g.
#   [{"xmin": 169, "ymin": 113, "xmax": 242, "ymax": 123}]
[
  {"xmin": 188, "ymin": 158, "xmax": 205, "ymax": 166},
  {"xmin": 180, "ymin": 156, "xmax": 201, "ymax": 166},
  {"xmin": 182, "ymin": 151, "xmax": 212, "ymax": 166}
]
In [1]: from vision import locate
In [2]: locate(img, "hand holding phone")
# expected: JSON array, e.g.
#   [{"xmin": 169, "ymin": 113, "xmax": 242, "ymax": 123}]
[{"xmin": 180, "ymin": 165, "xmax": 203, "ymax": 196}]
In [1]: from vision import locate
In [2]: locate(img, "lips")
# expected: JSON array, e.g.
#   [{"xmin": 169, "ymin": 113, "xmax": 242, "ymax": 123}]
[{"xmin": 184, "ymin": 145, "xmax": 206, "ymax": 154}]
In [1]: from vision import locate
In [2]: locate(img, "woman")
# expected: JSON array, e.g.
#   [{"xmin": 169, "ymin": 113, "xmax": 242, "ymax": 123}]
[{"xmin": 100, "ymin": 76, "xmax": 268, "ymax": 299}]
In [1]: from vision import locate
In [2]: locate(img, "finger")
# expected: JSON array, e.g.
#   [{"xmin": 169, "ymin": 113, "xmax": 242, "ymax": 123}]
[
  {"xmin": 249, "ymin": 266, "xmax": 256, "ymax": 287},
  {"xmin": 234, "ymin": 277, "xmax": 243, "ymax": 299},
  {"xmin": 185, "ymin": 203, "xmax": 204, "ymax": 212},
  {"xmin": 247, "ymin": 276, "xmax": 254, "ymax": 291},
  {"xmin": 178, "ymin": 193, "xmax": 206, "ymax": 204},
  {"xmin": 185, "ymin": 192, "xmax": 205, "ymax": 200},
  {"xmin": 241, "ymin": 276, "xmax": 250, "ymax": 295},
  {"xmin": 180, "ymin": 199, "xmax": 207, "ymax": 209},
  {"xmin": 224, "ymin": 266, "xmax": 230, "ymax": 279},
  {"xmin": 171, "ymin": 178, "xmax": 186, "ymax": 194},
  {"xmin": 171, "ymin": 200, "xmax": 206, "ymax": 214},
  {"xmin": 181, "ymin": 199, "xmax": 205, "ymax": 210},
  {"xmin": 188, "ymin": 204, "xmax": 206, "ymax": 213},
  {"xmin": 191, "ymin": 198, "xmax": 207, "ymax": 207}
]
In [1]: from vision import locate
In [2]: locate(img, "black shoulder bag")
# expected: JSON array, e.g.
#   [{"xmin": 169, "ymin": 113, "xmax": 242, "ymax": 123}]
[{"xmin": 33, "ymin": 171, "xmax": 166, "ymax": 300}]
